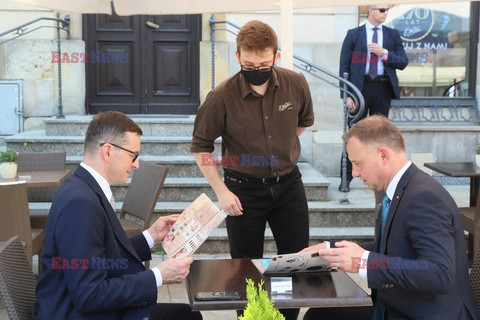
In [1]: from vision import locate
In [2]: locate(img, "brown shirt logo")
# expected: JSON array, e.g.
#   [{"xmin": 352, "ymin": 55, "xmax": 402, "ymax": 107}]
[{"xmin": 278, "ymin": 101, "xmax": 293, "ymax": 111}]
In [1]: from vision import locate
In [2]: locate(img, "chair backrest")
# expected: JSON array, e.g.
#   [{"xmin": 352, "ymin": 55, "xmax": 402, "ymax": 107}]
[
  {"xmin": 121, "ymin": 160, "xmax": 169, "ymax": 228},
  {"xmin": 0, "ymin": 236, "xmax": 37, "ymax": 320},
  {"xmin": 17, "ymin": 152, "xmax": 67, "ymax": 202},
  {"xmin": 0, "ymin": 182, "xmax": 33, "ymax": 265},
  {"xmin": 471, "ymin": 249, "xmax": 480, "ymax": 312}
]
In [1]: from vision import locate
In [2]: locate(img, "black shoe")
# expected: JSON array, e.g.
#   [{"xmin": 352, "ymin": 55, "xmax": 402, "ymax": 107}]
[{"xmin": 338, "ymin": 180, "xmax": 350, "ymax": 192}]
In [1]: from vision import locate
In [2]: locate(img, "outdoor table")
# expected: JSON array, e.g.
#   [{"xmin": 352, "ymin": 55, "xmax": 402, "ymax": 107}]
[
  {"xmin": 186, "ymin": 258, "xmax": 372, "ymax": 311},
  {"xmin": 423, "ymin": 162, "xmax": 480, "ymax": 206},
  {"xmin": 0, "ymin": 170, "xmax": 71, "ymax": 188}
]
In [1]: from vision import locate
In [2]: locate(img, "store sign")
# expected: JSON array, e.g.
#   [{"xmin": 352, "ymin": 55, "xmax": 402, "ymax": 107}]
[{"xmin": 391, "ymin": 7, "xmax": 452, "ymax": 50}]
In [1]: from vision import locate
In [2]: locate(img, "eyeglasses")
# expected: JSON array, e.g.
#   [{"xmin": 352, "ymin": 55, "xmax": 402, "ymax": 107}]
[
  {"xmin": 372, "ymin": 8, "xmax": 389, "ymax": 13},
  {"xmin": 99, "ymin": 142, "xmax": 139, "ymax": 163},
  {"xmin": 240, "ymin": 65, "xmax": 274, "ymax": 72}
]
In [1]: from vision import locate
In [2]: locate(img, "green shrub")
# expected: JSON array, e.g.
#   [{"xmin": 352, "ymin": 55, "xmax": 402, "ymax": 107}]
[
  {"xmin": 0, "ymin": 150, "xmax": 18, "ymax": 163},
  {"xmin": 238, "ymin": 279, "xmax": 285, "ymax": 320}
]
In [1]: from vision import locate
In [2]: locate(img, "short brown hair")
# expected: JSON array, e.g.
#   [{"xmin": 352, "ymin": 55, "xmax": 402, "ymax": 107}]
[
  {"xmin": 342, "ymin": 115, "xmax": 405, "ymax": 152},
  {"xmin": 236, "ymin": 20, "xmax": 278, "ymax": 54},
  {"xmin": 84, "ymin": 111, "xmax": 143, "ymax": 154}
]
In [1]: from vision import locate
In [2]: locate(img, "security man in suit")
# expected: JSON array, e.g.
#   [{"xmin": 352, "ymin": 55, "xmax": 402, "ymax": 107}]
[{"xmin": 339, "ymin": 4, "xmax": 408, "ymax": 192}]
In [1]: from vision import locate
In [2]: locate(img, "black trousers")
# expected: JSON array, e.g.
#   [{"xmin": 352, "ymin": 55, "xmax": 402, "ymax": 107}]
[
  {"xmin": 225, "ymin": 165, "xmax": 309, "ymax": 320},
  {"xmin": 340, "ymin": 80, "xmax": 395, "ymax": 182},
  {"xmin": 150, "ymin": 303, "xmax": 202, "ymax": 320}
]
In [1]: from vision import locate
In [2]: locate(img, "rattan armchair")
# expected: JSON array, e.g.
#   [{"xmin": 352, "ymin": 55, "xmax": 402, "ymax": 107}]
[
  {"xmin": 459, "ymin": 190, "xmax": 480, "ymax": 260},
  {"xmin": 0, "ymin": 181, "xmax": 44, "ymax": 273},
  {"xmin": 471, "ymin": 248, "xmax": 480, "ymax": 312},
  {"xmin": 17, "ymin": 152, "xmax": 67, "ymax": 229},
  {"xmin": 119, "ymin": 160, "xmax": 169, "ymax": 237},
  {"xmin": 0, "ymin": 236, "xmax": 37, "ymax": 320}
]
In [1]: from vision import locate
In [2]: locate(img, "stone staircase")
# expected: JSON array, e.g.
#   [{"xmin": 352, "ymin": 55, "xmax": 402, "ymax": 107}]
[{"xmin": 5, "ymin": 115, "xmax": 376, "ymax": 254}]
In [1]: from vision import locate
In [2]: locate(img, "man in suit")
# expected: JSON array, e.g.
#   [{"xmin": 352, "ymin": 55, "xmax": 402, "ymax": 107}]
[
  {"xmin": 339, "ymin": 4, "xmax": 408, "ymax": 192},
  {"xmin": 31, "ymin": 111, "xmax": 202, "ymax": 320},
  {"xmin": 303, "ymin": 115, "xmax": 478, "ymax": 320}
]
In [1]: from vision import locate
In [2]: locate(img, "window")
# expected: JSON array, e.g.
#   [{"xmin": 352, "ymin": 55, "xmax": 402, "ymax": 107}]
[{"xmin": 385, "ymin": 2, "xmax": 472, "ymax": 97}]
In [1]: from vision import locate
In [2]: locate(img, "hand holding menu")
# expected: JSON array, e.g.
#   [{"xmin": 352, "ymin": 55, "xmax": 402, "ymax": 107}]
[
  {"xmin": 162, "ymin": 193, "xmax": 227, "ymax": 258},
  {"xmin": 252, "ymin": 251, "xmax": 333, "ymax": 275}
]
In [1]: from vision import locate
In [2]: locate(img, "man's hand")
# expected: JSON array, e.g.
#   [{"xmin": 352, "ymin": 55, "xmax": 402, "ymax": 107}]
[
  {"xmin": 147, "ymin": 214, "xmax": 179, "ymax": 244},
  {"xmin": 346, "ymin": 97, "xmax": 356, "ymax": 114},
  {"xmin": 218, "ymin": 188, "xmax": 243, "ymax": 216},
  {"xmin": 300, "ymin": 242, "xmax": 327, "ymax": 253},
  {"xmin": 156, "ymin": 256, "xmax": 193, "ymax": 284},
  {"xmin": 318, "ymin": 240, "xmax": 365, "ymax": 273},
  {"xmin": 368, "ymin": 43, "xmax": 386, "ymax": 57}
]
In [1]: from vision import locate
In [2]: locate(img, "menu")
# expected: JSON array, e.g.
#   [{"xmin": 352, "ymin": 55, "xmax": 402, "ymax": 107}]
[
  {"xmin": 252, "ymin": 251, "xmax": 333, "ymax": 275},
  {"xmin": 162, "ymin": 193, "xmax": 227, "ymax": 258}
]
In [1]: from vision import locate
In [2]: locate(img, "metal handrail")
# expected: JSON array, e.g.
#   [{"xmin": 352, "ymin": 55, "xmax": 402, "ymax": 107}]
[
  {"xmin": 0, "ymin": 13, "xmax": 70, "ymax": 119},
  {"xmin": 0, "ymin": 16, "xmax": 70, "ymax": 45}
]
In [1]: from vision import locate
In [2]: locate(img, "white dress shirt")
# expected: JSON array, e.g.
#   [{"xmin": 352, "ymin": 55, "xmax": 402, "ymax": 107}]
[{"xmin": 364, "ymin": 20, "xmax": 388, "ymax": 77}]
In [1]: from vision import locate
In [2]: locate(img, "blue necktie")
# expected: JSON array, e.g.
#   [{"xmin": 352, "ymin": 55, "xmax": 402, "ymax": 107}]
[
  {"xmin": 373, "ymin": 193, "xmax": 390, "ymax": 320},
  {"xmin": 369, "ymin": 27, "xmax": 379, "ymax": 79}
]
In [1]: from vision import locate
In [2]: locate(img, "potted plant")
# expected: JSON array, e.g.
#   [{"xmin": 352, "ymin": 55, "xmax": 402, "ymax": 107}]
[
  {"xmin": 0, "ymin": 150, "xmax": 19, "ymax": 179},
  {"xmin": 475, "ymin": 146, "xmax": 480, "ymax": 167},
  {"xmin": 238, "ymin": 279, "xmax": 285, "ymax": 320}
]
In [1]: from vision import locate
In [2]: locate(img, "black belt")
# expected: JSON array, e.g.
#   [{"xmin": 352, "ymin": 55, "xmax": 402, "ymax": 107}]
[
  {"xmin": 223, "ymin": 167, "xmax": 295, "ymax": 185},
  {"xmin": 364, "ymin": 75, "xmax": 389, "ymax": 82}
]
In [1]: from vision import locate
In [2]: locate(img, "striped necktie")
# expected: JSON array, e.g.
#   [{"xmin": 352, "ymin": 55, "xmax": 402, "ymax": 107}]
[{"xmin": 368, "ymin": 27, "xmax": 379, "ymax": 79}]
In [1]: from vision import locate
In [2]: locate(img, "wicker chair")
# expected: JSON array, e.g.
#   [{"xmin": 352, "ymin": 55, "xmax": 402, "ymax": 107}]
[
  {"xmin": 459, "ymin": 190, "xmax": 480, "ymax": 260},
  {"xmin": 17, "ymin": 152, "xmax": 67, "ymax": 229},
  {"xmin": 0, "ymin": 236, "xmax": 37, "ymax": 320},
  {"xmin": 471, "ymin": 248, "xmax": 480, "ymax": 312},
  {"xmin": 0, "ymin": 181, "xmax": 44, "ymax": 273},
  {"xmin": 119, "ymin": 160, "xmax": 169, "ymax": 237}
]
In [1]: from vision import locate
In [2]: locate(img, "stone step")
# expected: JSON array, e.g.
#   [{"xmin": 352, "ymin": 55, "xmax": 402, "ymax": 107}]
[
  {"xmin": 67, "ymin": 155, "xmax": 209, "ymax": 178},
  {"xmin": 30, "ymin": 199, "xmax": 375, "ymax": 229},
  {"xmin": 5, "ymin": 131, "xmax": 221, "ymax": 157},
  {"xmin": 44, "ymin": 115, "xmax": 195, "ymax": 137},
  {"xmin": 29, "ymin": 200, "xmax": 374, "ymax": 254},
  {"xmin": 61, "ymin": 162, "xmax": 329, "ymax": 201},
  {"xmin": 110, "ymin": 163, "xmax": 329, "ymax": 202},
  {"xmin": 194, "ymin": 227, "xmax": 375, "ymax": 254},
  {"xmin": 149, "ymin": 201, "xmax": 375, "ymax": 228}
]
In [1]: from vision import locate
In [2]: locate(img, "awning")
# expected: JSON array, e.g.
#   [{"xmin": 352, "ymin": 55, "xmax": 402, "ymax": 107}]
[{"xmin": 4, "ymin": 0, "xmax": 471, "ymax": 16}]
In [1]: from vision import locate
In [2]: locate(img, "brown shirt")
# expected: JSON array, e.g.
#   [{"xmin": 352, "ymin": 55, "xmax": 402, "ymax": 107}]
[{"xmin": 190, "ymin": 67, "xmax": 314, "ymax": 178}]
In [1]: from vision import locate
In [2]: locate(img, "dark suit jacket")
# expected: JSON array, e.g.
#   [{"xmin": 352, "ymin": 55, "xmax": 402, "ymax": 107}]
[
  {"xmin": 31, "ymin": 166, "xmax": 157, "ymax": 320},
  {"xmin": 339, "ymin": 24, "xmax": 408, "ymax": 99},
  {"xmin": 364, "ymin": 164, "xmax": 478, "ymax": 320}
]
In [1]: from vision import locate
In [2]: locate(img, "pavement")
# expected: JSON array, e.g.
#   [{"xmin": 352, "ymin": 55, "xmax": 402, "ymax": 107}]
[{"xmin": 0, "ymin": 176, "xmax": 469, "ymax": 319}]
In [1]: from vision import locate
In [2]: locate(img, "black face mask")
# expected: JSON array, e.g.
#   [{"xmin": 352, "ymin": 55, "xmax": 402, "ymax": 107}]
[{"xmin": 241, "ymin": 69, "xmax": 273, "ymax": 86}]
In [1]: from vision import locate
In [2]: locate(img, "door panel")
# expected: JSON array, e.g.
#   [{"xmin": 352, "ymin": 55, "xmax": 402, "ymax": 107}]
[
  {"xmin": 84, "ymin": 13, "xmax": 200, "ymax": 114},
  {"xmin": 145, "ymin": 15, "xmax": 200, "ymax": 114}
]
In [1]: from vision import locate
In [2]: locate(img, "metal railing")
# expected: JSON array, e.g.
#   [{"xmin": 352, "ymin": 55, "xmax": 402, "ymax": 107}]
[
  {"xmin": 0, "ymin": 13, "xmax": 70, "ymax": 119},
  {"xmin": 209, "ymin": 16, "xmax": 365, "ymax": 203}
]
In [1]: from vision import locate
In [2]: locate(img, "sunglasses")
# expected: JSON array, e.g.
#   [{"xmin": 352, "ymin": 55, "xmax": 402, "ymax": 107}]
[
  {"xmin": 372, "ymin": 8, "xmax": 389, "ymax": 13},
  {"xmin": 99, "ymin": 142, "xmax": 139, "ymax": 163}
]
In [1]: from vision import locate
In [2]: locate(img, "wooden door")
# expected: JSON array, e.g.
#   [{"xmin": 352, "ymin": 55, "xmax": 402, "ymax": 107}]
[{"xmin": 83, "ymin": 13, "xmax": 201, "ymax": 114}]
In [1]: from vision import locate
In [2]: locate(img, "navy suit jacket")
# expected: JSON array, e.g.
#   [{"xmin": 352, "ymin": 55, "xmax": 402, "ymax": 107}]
[
  {"xmin": 364, "ymin": 164, "xmax": 478, "ymax": 320},
  {"xmin": 31, "ymin": 166, "xmax": 157, "ymax": 320},
  {"xmin": 340, "ymin": 24, "xmax": 408, "ymax": 99}
]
